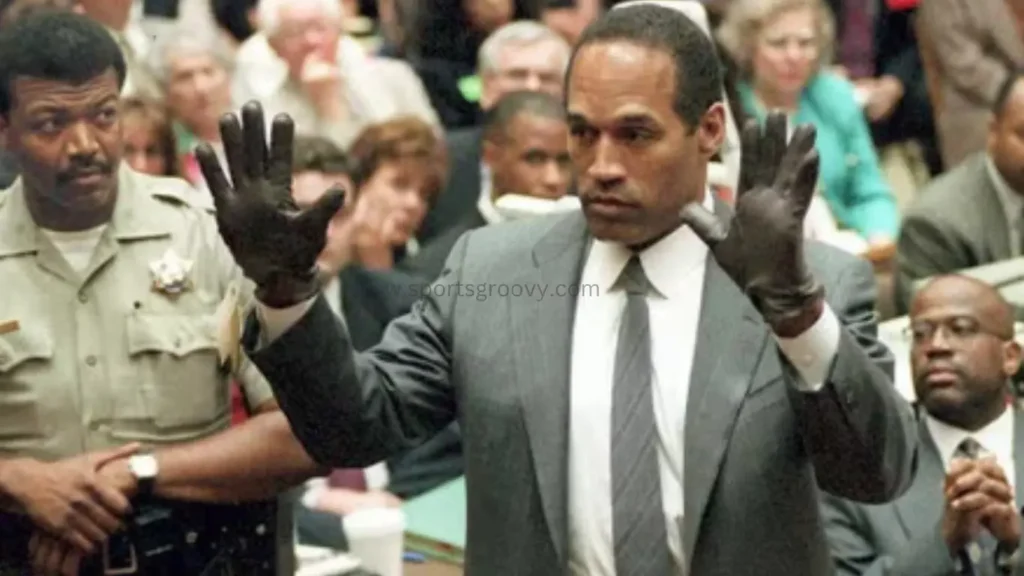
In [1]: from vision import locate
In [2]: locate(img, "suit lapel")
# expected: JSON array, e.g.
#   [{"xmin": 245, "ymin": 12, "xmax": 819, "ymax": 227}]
[
  {"xmin": 510, "ymin": 212, "xmax": 589, "ymax": 564},
  {"xmin": 978, "ymin": 164, "xmax": 1013, "ymax": 262},
  {"xmin": 894, "ymin": 416, "xmax": 946, "ymax": 539},
  {"xmin": 681, "ymin": 256, "xmax": 767, "ymax": 565}
]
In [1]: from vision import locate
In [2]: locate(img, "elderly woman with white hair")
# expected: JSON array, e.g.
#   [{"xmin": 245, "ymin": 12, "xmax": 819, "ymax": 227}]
[
  {"xmin": 148, "ymin": 28, "xmax": 235, "ymax": 188},
  {"xmin": 718, "ymin": 0, "xmax": 899, "ymax": 248}
]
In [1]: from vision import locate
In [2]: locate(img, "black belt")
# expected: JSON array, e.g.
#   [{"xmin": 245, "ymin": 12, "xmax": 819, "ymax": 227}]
[{"xmin": 0, "ymin": 497, "xmax": 278, "ymax": 576}]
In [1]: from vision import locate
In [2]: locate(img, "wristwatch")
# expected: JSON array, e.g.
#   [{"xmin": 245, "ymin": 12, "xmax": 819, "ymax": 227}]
[{"xmin": 127, "ymin": 453, "xmax": 159, "ymax": 496}]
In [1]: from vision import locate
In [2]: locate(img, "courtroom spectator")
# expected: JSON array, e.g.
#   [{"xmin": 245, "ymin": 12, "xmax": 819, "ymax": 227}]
[
  {"xmin": 418, "ymin": 20, "xmax": 571, "ymax": 243},
  {"xmin": 718, "ymin": 0, "xmax": 899, "ymax": 245},
  {"xmin": 920, "ymin": 0, "xmax": 1024, "ymax": 170},
  {"xmin": 149, "ymin": 28, "xmax": 234, "ymax": 188},
  {"xmin": 822, "ymin": 274, "xmax": 1023, "ymax": 576},
  {"xmin": 211, "ymin": 0, "xmax": 258, "ymax": 45},
  {"xmin": 288, "ymin": 134, "xmax": 463, "ymax": 549},
  {"xmin": 407, "ymin": 0, "xmax": 541, "ymax": 128},
  {"xmin": 347, "ymin": 116, "xmax": 447, "ymax": 270},
  {"xmin": 0, "ymin": 0, "xmax": 79, "ymax": 28},
  {"xmin": 403, "ymin": 91, "xmax": 571, "ymax": 280},
  {"xmin": 894, "ymin": 73, "xmax": 1024, "ymax": 315},
  {"xmin": 542, "ymin": 0, "xmax": 603, "ymax": 46},
  {"xmin": 232, "ymin": 0, "xmax": 440, "ymax": 149},
  {"xmin": 863, "ymin": 0, "xmax": 941, "ymax": 177},
  {"xmin": 120, "ymin": 97, "xmax": 178, "ymax": 177},
  {"xmin": 78, "ymin": 0, "xmax": 163, "ymax": 100}
]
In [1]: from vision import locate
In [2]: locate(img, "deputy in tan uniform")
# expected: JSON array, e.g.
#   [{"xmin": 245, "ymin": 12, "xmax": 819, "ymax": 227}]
[{"xmin": 0, "ymin": 11, "xmax": 322, "ymax": 576}]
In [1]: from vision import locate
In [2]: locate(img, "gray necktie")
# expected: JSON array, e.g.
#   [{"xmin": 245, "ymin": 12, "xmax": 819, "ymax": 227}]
[
  {"xmin": 611, "ymin": 257, "xmax": 673, "ymax": 576},
  {"xmin": 954, "ymin": 437, "xmax": 998, "ymax": 576}
]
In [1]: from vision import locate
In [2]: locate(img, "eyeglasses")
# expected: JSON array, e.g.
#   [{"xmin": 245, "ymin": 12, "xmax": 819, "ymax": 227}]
[{"xmin": 905, "ymin": 315, "xmax": 1011, "ymax": 344}]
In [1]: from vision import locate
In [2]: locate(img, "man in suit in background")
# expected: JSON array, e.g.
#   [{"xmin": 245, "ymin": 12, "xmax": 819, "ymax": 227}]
[
  {"xmin": 402, "ymin": 90, "xmax": 572, "ymax": 280},
  {"xmin": 197, "ymin": 5, "xmax": 918, "ymax": 574},
  {"xmin": 822, "ymin": 274, "xmax": 1024, "ymax": 575},
  {"xmin": 288, "ymin": 135, "xmax": 464, "ymax": 547},
  {"xmin": 417, "ymin": 20, "xmax": 570, "ymax": 243},
  {"xmin": 895, "ymin": 73, "xmax": 1024, "ymax": 314}
]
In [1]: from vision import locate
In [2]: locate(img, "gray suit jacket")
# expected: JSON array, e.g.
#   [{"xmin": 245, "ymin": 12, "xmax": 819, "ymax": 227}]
[
  {"xmin": 822, "ymin": 410, "xmax": 1024, "ymax": 576},
  {"xmin": 247, "ymin": 210, "xmax": 918, "ymax": 576},
  {"xmin": 894, "ymin": 153, "xmax": 1012, "ymax": 315}
]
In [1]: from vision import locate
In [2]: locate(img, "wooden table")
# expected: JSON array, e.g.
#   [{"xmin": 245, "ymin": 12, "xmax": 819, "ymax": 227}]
[{"xmin": 404, "ymin": 560, "xmax": 462, "ymax": 576}]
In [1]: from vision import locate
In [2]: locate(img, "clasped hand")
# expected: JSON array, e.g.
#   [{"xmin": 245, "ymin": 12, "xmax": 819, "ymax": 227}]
[
  {"xmin": 1, "ymin": 444, "xmax": 140, "ymax": 575},
  {"xmin": 680, "ymin": 112, "xmax": 825, "ymax": 336},
  {"xmin": 942, "ymin": 458, "xmax": 1021, "ymax": 556},
  {"xmin": 196, "ymin": 101, "xmax": 345, "ymax": 308}
]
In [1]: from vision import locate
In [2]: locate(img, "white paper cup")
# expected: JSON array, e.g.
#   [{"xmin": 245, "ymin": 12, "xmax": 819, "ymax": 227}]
[{"xmin": 342, "ymin": 508, "xmax": 406, "ymax": 576}]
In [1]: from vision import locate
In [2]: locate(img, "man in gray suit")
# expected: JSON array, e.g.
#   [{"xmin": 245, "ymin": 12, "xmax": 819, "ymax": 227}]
[
  {"xmin": 895, "ymin": 72, "xmax": 1024, "ymax": 315},
  {"xmin": 822, "ymin": 275, "xmax": 1024, "ymax": 575},
  {"xmin": 196, "ymin": 5, "xmax": 918, "ymax": 575}
]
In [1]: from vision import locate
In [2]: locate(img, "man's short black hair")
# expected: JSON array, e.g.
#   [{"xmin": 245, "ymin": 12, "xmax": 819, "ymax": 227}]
[
  {"xmin": 994, "ymin": 71, "xmax": 1024, "ymax": 119},
  {"xmin": 483, "ymin": 90, "xmax": 567, "ymax": 143},
  {"xmin": 292, "ymin": 135, "xmax": 351, "ymax": 175},
  {"xmin": 0, "ymin": 10, "xmax": 126, "ymax": 117},
  {"xmin": 567, "ymin": 4, "xmax": 723, "ymax": 128}
]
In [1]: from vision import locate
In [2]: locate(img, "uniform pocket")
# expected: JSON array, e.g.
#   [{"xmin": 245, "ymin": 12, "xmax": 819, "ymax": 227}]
[
  {"xmin": 0, "ymin": 324, "xmax": 53, "ymax": 441},
  {"xmin": 124, "ymin": 312, "xmax": 229, "ymax": 431}
]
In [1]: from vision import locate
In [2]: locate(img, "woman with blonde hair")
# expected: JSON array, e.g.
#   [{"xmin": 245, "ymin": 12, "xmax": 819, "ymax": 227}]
[{"xmin": 718, "ymin": 0, "xmax": 898, "ymax": 247}]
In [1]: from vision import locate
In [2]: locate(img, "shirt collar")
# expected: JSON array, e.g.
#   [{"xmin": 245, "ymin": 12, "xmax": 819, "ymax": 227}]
[
  {"xmin": 926, "ymin": 407, "xmax": 1015, "ymax": 473},
  {"xmin": 986, "ymin": 154, "xmax": 1024, "ymax": 224},
  {"xmin": 477, "ymin": 163, "xmax": 503, "ymax": 225},
  {"xmin": 582, "ymin": 190, "xmax": 713, "ymax": 299}
]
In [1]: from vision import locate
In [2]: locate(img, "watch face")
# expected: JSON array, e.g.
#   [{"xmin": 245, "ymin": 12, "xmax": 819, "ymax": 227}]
[{"xmin": 131, "ymin": 455, "xmax": 158, "ymax": 479}]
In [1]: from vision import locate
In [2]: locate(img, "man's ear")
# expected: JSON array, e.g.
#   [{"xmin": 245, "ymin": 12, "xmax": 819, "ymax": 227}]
[
  {"xmin": 0, "ymin": 114, "xmax": 9, "ymax": 150},
  {"xmin": 1004, "ymin": 340, "xmax": 1022, "ymax": 379},
  {"xmin": 697, "ymin": 102, "xmax": 726, "ymax": 159},
  {"xmin": 482, "ymin": 139, "xmax": 499, "ymax": 169}
]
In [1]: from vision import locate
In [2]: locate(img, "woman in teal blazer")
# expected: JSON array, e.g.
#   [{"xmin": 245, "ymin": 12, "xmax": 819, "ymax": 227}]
[
  {"xmin": 719, "ymin": 0, "xmax": 899, "ymax": 244},
  {"xmin": 737, "ymin": 75, "xmax": 899, "ymax": 242}
]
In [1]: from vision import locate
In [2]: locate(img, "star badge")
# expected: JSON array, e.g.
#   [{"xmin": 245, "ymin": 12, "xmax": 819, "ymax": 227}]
[{"xmin": 149, "ymin": 248, "xmax": 194, "ymax": 297}]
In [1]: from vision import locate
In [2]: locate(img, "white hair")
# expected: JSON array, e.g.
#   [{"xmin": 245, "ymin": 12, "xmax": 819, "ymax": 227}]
[
  {"xmin": 148, "ymin": 28, "xmax": 234, "ymax": 86},
  {"xmin": 257, "ymin": 0, "xmax": 343, "ymax": 37},
  {"xmin": 477, "ymin": 21, "xmax": 571, "ymax": 75}
]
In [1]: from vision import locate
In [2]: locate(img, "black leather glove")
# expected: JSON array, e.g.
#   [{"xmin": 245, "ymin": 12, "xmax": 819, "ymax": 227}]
[
  {"xmin": 681, "ymin": 112, "xmax": 825, "ymax": 336},
  {"xmin": 196, "ymin": 101, "xmax": 345, "ymax": 308}
]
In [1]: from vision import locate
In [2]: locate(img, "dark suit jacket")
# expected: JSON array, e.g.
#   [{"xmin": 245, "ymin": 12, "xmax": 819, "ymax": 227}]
[
  {"xmin": 400, "ymin": 211, "xmax": 485, "ymax": 282},
  {"xmin": 822, "ymin": 409, "xmax": 1024, "ymax": 575},
  {"xmin": 894, "ymin": 153, "xmax": 1011, "ymax": 314},
  {"xmin": 417, "ymin": 126, "xmax": 482, "ymax": 244},
  {"xmin": 248, "ymin": 209, "xmax": 918, "ymax": 576}
]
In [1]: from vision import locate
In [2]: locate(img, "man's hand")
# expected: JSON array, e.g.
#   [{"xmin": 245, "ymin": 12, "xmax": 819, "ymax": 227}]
[
  {"xmin": 196, "ymin": 101, "xmax": 345, "ymax": 307},
  {"xmin": 0, "ymin": 444, "xmax": 138, "ymax": 553},
  {"xmin": 28, "ymin": 532, "xmax": 82, "ymax": 576},
  {"xmin": 943, "ymin": 459, "xmax": 992, "ymax": 553},
  {"xmin": 680, "ymin": 113, "xmax": 824, "ymax": 336},
  {"xmin": 974, "ymin": 459, "xmax": 1022, "ymax": 551},
  {"xmin": 864, "ymin": 76, "xmax": 904, "ymax": 122}
]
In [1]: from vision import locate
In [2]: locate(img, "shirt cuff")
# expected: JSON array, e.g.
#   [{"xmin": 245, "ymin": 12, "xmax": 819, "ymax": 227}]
[
  {"xmin": 255, "ymin": 298, "xmax": 316, "ymax": 348},
  {"xmin": 774, "ymin": 304, "xmax": 841, "ymax": 392}
]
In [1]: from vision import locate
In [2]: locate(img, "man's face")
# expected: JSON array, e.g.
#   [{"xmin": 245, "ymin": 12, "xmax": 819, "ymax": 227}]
[
  {"xmin": 483, "ymin": 112, "xmax": 571, "ymax": 199},
  {"xmin": 165, "ymin": 53, "xmax": 231, "ymax": 134},
  {"xmin": 1, "ymin": 70, "xmax": 122, "ymax": 216},
  {"xmin": 566, "ymin": 41, "xmax": 724, "ymax": 247},
  {"xmin": 909, "ymin": 278, "xmax": 1021, "ymax": 429},
  {"xmin": 268, "ymin": 4, "xmax": 341, "ymax": 76},
  {"xmin": 989, "ymin": 80, "xmax": 1024, "ymax": 193},
  {"xmin": 479, "ymin": 40, "xmax": 567, "ymax": 110}
]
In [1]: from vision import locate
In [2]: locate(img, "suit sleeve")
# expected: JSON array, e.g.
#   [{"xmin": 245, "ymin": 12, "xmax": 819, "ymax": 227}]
[
  {"xmin": 242, "ymin": 235, "xmax": 470, "ymax": 468},
  {"xmin": 820, "ymin": 493, "xmax": 959, "ymax": 576},
  {"xmin": 788, "ymin": 255, "xmax": 918, "ymax": 503},
  {"xmin": 920, "ymin": 0, "xmax": 1009, "ymax": 106}
]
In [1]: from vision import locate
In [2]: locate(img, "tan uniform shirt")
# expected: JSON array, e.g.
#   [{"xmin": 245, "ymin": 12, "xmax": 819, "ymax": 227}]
[{"xmin": 0, "ymin": 166, "xmax": 274, "ymax": 461}]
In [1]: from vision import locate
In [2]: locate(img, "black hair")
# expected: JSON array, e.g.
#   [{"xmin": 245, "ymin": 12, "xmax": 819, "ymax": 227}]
[
  {"xmin": 568, "ymin": 4, "xmax": 723, "ymax": 127},
  {"xmin": 292, "ymin": 134, "xmax": 351, "ymax": 176},
  {"xmin": 993, "ymin": 70, "xmax": 1024, "ymax": 119},
  {"xmin": 483, "ymin": 90, "xmax": 566, "ymax": 142},
  {"xmin": 0, "ymin": 10, "xmax": 126, "ymax": 116}
]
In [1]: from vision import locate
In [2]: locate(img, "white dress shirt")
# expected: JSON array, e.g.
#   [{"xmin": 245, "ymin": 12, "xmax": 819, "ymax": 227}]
[
  {"xmin": 926, "ymin": 408, "xmax": 1016, "ymax": 491},
  {"xmin": 257, "ymin": 194, "xmax": 843, "ymax": 574},
  {"xmin": 566, "ymin": 190, "xmax": 840, "ymax": 575},
  {"xmin": 476, "ymin": 164, "xmax": 503, "ymax": 226}
]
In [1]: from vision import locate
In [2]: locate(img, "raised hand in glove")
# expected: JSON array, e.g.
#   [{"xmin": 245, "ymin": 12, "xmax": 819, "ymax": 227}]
[
  {"xmin": 196, "ymin": 101, "xmax": 345, "ymax": 307},
  {"xmin": 680, "ymin": 112, "xmax": 824, "ymax": 337}
]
